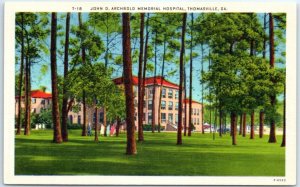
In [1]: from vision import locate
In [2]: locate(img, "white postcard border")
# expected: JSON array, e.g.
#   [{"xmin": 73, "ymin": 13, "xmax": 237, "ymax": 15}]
[{"xmin": 4, "ymin": 1, "xmax": 297, "ymax": 185}]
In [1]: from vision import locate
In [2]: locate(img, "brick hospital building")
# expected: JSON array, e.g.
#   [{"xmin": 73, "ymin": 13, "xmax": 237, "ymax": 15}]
[{"xmin": 15, "ymin": 76, "xmax": 203, "ymax": 132}]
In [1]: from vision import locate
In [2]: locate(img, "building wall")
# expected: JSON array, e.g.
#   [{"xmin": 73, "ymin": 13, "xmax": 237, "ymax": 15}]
[
  {"xmin": 15, "ymin": 81, "xmax": 203, "ymax": 132},
  {"xmin": 15, "ymin": 97, "xmax": 52, "ymax": 116},
  {"xmin": 133, "ymin": 84, "xmax": 203, "ymax": 132}
]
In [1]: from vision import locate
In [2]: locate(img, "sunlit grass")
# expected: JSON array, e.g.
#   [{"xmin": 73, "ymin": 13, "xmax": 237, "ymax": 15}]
[{"xmin": 15, "ymin": 130, "xmax": 285, "ymax": 176}]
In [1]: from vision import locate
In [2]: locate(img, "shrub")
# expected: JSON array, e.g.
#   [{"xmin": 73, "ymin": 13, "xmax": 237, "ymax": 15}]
[
  {"xmin": 143, "ymin": 124, "xmax": 165, "ymax": 131},
  {"xmin": 67, "ymin": 123, "xmax": 82, "ymax": 129},
  {"xmin": 31, "ymin": 109, "xmax": 53, "ymax": 129}
]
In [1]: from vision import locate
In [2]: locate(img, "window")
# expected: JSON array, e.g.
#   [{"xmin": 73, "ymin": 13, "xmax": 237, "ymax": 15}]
[
  {"xmin": 162, "ymin": 88, "xmax": 166, "ymax": 98},
  {"xmin": 149, "ymin": 88, "xmax": 153, "ymax": 97},
  {"xmin": 143, "ymin": 101, "xmax": 146, "ymax": 108},
  {"xmin": 133, "ymin": 86, "xmax": 138, "ymax": 97},
  {"xmin": 168, "ymin": 113, "xmax": 173, "ymax": 123},
  {"xmin": 161, "ymin": 101, "xmax": 166, "ymax": 110},
  {"xmin": 69, "ymin": 115, "xmax": 73, "ymax": 124},
  {"xmin": 197, "ymin": 109, "xmax": 199, "ymax": 115},
  {"xmin": 99, "ymin": 112, "xmax": 104, "ymax": 123},
  {"xmin": 143, "ymin": 113, "xmax": 146, "ymax": 121},
  {"xmin": 168, "ymin": 101, "xmax": 173, "ymax": 110},
  {"xmin": 32, "ymin": 98, "xmax": 36, "ymax": 104},
  {"xmin": 175, "ymin": 114, "xmax": 178, "ymax": 124},
  {"xmin": 41, "ymin": 99, "xmax": 45, "ymax": 105},
  {"xmin": 47, "ymin": 99, "xmax": 50, "ymax": 105},
  {"xmin": 175, "ymin": 90, "xmax": 179, "ymax": 99},
  {"xmin": 197, "ymin": 118, "xmax": 200, "ymax": 125},
  {"xmin": 161, "ymin": 113, "xmax": 166, "ymax": 123},
  {"xmin": 148, "ymin": 113, "xmax": 152, "ymax": 124},
  {"xmin": 135, "ymin": 113, "xmax": 137, "ymax": 121},
  {"xmin": 194, "ymin": 108, "xmax": 196, "ymax": 115},
  {"xmin": 168, "ymin": 89, "xmax": 173, "ymax": 98},
  {"xmin": 134, "ymin": 99, "xmax": 138, "ymax": 107},
  {"xmin": 148, "ymin": 100, "xmax": 153, "ymax": 110},
  {"xmin": 175, "ymin": 102, "xmax": 179, "ymax": 110},
  {"xmin": 78, "ymin": 115, "xmax": 81, "ymax": 125},
  {"xmin": 93, "ymin": 112, "xmax": 96, "ymax": 123}
]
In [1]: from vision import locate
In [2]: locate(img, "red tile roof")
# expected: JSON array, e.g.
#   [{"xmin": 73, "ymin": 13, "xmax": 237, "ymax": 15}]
[
  {"xmin": 16, "ymin": 90, "xmax": 52, "ymax": 99},
  {"xmin": 183, "ymin": 98, "xmax": 202, "ymax": 105},
  {"xmin": 113, "ymin": 76, "xmax": 179, "ymax": 89}
]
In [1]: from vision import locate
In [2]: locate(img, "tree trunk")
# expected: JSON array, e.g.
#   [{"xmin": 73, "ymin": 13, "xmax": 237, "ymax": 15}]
[
  {"xmin": 219, "ymin": 109, "xmax": 222, "ymax": 137},
  {"xmin": 78, "ymin": 12, "xmax": 87, "ymax": 137},
  {"xmin": 103, "ymin": 107, "xmax": 107, "ymax": 136},
  {"xmin": 24, "ymin": 30, "xmax": 31, "ymax": 136},
  {"xmin": 201, "ymin": 44, "xmax": 205, "ymax": 135},
  {"xmin": 137, "ymin": 13, "xmax": 145, "ymax": 141},
  {"xmin": 250, "ymin": 110, "xmax": 255, "ymax": 139},
  {"xmin": 116, "ymin": 117, "xmax": 121, "ymax": 137},
  {"xmin": 213, "ymin": 108, "xmax": 217, "ymax": 140},
  {"xmin": 177, "ymin": 13, "xmax": 187, "ymax": 145},
  {"xmin": 239, "ymin": 114, "xmax": 242, "ymax": 135},
  {"xmin": 209, "ymin": 107, "xmax": 212, "ymax": 134},
  {"xmin": 157, "ymin": 39, "xmax": 166, "ymax": 133},
  {"xmin": 151, "ymin": 32, "xmax": 158, "ymax": 133},
  {"xmin": 268, "ymin": 13, "xmax": 277, "ymax": 143},
  {"xmin": 188, "ymin": 13, "xmax": 193, "ymax": 137},
  {"xmin": 184, "ymin": 64, "xmax": 188, "ymax": 136},
  {"xmin": 209, "ymin": 53, "xmax": 212, "ymax": 134},
  {"xmin": 16, "ymin": 13, "xmax": 25, "ymax": 135},
  {"xmin": 122, "ymin": 13, "xmax": 137, "ymax": 155},
  {"xmin": 51, "ymin": 13, "xmax": 63, "ymax": 143},
  {"xmin": 231, "ymin": 112, "xmax": 237, "ymax": 145},
  {"xmin": 259, "ymin": 110, "xmax": 264, "ymax": 138},
  {"xmin": 61, "ymin": 12, "xmax": 70, "ymax": 142},
  {"xmin": 141, "ymin": 13, "xmax": 149, "ymax": 131},
  {"xmin": 259, "ymin": 13, "xmax": 267, "ymax": 139},
  {"xmin": 224, "ymin": 113, "xmax": 227, "ymax": 134},
  {"xmin": 281, "ymin": 83, "xmax": 286, "ymax": 147},
  {"xmin": 242, "ymin": 113, "xmax": 246, "ymax": 137},
  {"xmin": 94, "ymin": 107, "xmax": 99, "ymax": 142}
]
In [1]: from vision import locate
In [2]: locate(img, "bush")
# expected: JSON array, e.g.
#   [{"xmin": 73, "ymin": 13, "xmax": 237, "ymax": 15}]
[
  {"xmin": 143, "ymin": 124, "xmax": 165, "ymax": 131},
  {"xmin": 67, "ymin": 123, "xmax": 82, "ymax": 129},
  {"xmin": 31, "ymin": 109, "xmax": 53, "ymax": 129}
]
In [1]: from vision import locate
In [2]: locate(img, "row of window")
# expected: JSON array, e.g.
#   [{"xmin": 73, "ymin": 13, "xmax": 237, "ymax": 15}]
[
  {"xmin": 69, "ymin": 112, "xmax": 201, "ymax": 126},
  {"xmin": 31, "ymin": 98, "xmax": 50, "ymax": 105},
  {"xmin": 69, "ymin": 115, "xmax": 81, "ymax": 125},
  {"xmin": 144, "ymin": 112, "xmax": 200, "ymax": 125},
  {"xmin": 147, "ymin": 87, "xmax": 179, "ymax": 99},
  {"xmin": 161, "ymin": 88, "xmax": 179, "ymax": 99},
  {"xmin": 139, "ymin": 100, "xmax": 200, "ymax": 115}
]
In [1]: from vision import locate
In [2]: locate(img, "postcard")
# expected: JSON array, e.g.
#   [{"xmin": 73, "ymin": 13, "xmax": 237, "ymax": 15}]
[{"xmin": 3, "ymin": 1, "xmax": 297, "ymax": 185}]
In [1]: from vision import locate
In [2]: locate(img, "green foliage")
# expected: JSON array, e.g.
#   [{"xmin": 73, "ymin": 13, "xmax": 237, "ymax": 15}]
[
  {"xmin": 142, "ymin": 124, "xmax": 165, "ymax": 131},
  {"xmin": 67, "ymin": 62, "xmax": 126, "ymax": 121},
  {"xmin": 67, "ymin": 123, "xmax": 82, "ymax": 129},
  {"xmin": 31, "ymin": 109, "xmax": 53, "ymax": 129},
  {"xmin": 15, "ymin": 13, "xmax": 49, "ymax": 65},
  {"xmin": 69, "ymin": 16, "xmax": 105, "ymax": 66},
  {"xmin": 200, "ymin": 13, "xmax": 286, "ymax": 119}
]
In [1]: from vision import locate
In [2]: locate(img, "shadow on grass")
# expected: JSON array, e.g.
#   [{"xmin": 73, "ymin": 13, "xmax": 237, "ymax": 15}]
[{"xmin": 15, "ymin": 132, "xmax": 285, "ymax": 176}]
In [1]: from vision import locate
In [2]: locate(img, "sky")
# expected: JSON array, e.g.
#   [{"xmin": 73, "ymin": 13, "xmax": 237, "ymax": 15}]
[{"xmin": 15, "ymin": 12, "xmax": 286, "ymax": 103}]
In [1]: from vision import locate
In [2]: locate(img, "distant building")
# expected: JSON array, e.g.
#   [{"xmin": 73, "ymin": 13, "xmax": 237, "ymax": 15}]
[
  {"xmin": 15, "ymin": 76, "xmax": 204, "ymax": 132},
  {"xmin": 113, "ymin": 76, "xmax": 203, "ymax": 131},
  {"xmin": 15, "ymin": 90, "xmax": 52, "ymax": 115}
]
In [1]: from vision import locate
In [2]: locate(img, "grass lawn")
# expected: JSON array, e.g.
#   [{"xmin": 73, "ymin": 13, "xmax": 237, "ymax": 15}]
[{"xmin": 15, "ymin": 130, "xmax": 285, "ymax": 176}]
